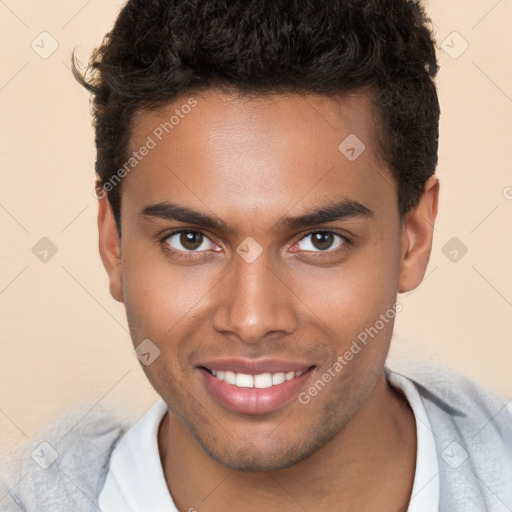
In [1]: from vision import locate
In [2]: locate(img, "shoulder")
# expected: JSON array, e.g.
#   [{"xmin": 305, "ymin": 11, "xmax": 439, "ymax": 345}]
[
  {"xmin": 387, "ymin": 362, "xmax": 512, "ymax": 508},
  {"xmin": 394, "ymin": 363, "xmax": 510, "ymax": 420},
  {"xmin": 388, "ymin": 362, "xmax": 512, "ymax": 438},
  {"xmin": 1, "ymin": 404, "xmax": 129, "ymax": 512}
]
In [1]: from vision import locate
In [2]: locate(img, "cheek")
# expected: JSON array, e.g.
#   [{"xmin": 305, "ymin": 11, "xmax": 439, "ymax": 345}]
[
  {"xmin": 299, "ymin": 239, "xmax": 401, "ymax": 383},
  {"xmin": 120, "ymin": 241, "xmax": 213, "ymax": 336},
  {"xmin": 299, "ymin": 241, "xmax": 400, "ymax": 334}
]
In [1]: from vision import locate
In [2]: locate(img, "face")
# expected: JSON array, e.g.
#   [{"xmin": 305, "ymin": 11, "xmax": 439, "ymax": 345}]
[{"xmin": 98, "ymin": 89, "xmax": 437, "ymax": 472}]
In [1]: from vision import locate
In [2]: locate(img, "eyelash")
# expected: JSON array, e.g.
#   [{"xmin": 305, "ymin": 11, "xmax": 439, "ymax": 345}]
[{"xmin": 160, "ymin": 229, "xmax": 351, "ymax": 260}]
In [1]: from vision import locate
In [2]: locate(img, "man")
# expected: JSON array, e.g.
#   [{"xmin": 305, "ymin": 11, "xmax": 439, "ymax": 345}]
[{"xmin": 3, "ymin": 0, "xmax": 511, "ymax": 510}]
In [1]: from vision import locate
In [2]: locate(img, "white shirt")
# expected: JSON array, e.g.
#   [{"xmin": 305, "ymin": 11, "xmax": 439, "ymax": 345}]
[
  {"xmin": 387, "ymin": 370, "xmax": 440, "ymax": 512},
  {"xmin": 98, "ymin": 370, "xmax": 440, "ymax": 511}
]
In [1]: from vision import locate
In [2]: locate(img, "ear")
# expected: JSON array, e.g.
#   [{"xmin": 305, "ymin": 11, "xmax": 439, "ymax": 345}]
[
  {"xmin": 97, "ymin": 183, "xmax": 124, "ymax": 303},
  {"xmin": 398, "ymin": 176, "xmax": 439, "ymax": 293}
]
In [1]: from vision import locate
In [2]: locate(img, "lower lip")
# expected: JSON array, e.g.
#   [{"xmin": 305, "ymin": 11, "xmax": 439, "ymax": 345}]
[{"xmin": 198, "ymin": 367, "xmax": 314, "ymax": 415}]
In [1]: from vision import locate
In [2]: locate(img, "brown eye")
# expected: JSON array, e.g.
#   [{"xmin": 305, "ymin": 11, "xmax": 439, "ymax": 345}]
[
  {"xmin": 164, "ymin": 230, "xmax": 213, "ymax": 252},
  {"xmin": 297, "ymin": 231, "xmax": 345, "ymax": 252},
  {"xmin": 180, "ymin": 231, "xmax": 203, "ymax": 250},
  {"xmin": 312, "ymin": 232, "xmax": 334, "ymax": 250}
]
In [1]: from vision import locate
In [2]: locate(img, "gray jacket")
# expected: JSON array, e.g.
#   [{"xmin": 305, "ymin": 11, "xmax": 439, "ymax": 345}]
[{"xmin": 2, "ymin": 364, "xmax": 512, "ymax": 511}]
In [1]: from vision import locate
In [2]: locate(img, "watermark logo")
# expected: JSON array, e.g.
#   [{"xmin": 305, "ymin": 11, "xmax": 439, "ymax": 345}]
[
  {"xmin": 338, "ymin": 134, "xmax": 366, "ymax": 162},
  {"xmin": 236, "ymin": 237, "xmax": 263, "ymax": 263},
  {"xmin": 441, "ymin": 441, "xmax": 468, "ymax": 469},
  {"xmin": 441, "ymin": 31, "xmax": 469, "ymax": 60},
  {"xmin": 32, "ymin": 237, "xmax": 58, "ymax": 263},
  {"xmin": 134, "ymin": 338, "xmax": 161, "ymax": 366},
  {"xmin": 442, "ymin": 237, "xmax": 468, "ymax": 263},
  {"xmin": 31, "ymin": 441, "xmax": 59, "ymax": 469},
  {"xmin": 31, "ymin": 32, "xmax": 59, "ymax": 60}
]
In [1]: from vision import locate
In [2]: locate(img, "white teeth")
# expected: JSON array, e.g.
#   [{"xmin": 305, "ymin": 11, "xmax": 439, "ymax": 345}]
[
  {"xmin": 254, "ymin": 373, "xmax": 273, "ymax": 389},
  {"xmin": 209, "ymin": 369, "xmax": 306, "ymax": 388},
  {"xmin": 272, "ymin": 372, "xmax": 286, "ymax": 385},
  {"xmin": 224, "ymin": 371, "xmax": 236, "ymax": 385},
  {"xmin": 235, "ymin": 373, "xmax": 254, "ymax": 388}
]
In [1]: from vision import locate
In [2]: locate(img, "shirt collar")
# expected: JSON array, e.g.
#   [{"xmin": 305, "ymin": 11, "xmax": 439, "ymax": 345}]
[
  {"xmin": 98, "ymin": 398, "xmax": 176, "ymax": 511},
  {"xmin": 386, "ymin": 367, "xmax": 440, "ymax": 512}
]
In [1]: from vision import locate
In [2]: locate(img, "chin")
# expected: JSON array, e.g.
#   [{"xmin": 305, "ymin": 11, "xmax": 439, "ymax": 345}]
[
  {"xmin": 204, "ymin": 444, "xmax": 309, "ymax": 473},
  {"xmin": 192, "ymin": 422, "xmax": 338, "ymax": 473}
]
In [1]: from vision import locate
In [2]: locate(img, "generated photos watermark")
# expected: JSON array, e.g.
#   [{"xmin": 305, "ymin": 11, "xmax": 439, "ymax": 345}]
[
  {"xmin": 94, "ymin": 97, "xmax": 198, "ymax": 200},
  {"xmin": 298, "ymin": 302, "xmax": 403, "ymax": 405}
]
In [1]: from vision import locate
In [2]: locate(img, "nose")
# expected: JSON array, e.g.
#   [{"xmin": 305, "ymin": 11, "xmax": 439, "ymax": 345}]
[{"xmin": 212, "ymin": 250, "xmax": 298, "ymax": 344}]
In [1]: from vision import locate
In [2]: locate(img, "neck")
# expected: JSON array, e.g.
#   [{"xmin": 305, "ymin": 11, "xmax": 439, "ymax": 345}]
[{"xmin": 158, "ymin": 371, "xmax": 417, "ymax": 512}]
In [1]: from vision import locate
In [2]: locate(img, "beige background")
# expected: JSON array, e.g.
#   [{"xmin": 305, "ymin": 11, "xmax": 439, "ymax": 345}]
[{"xmin": 1, "ymin": 0, "xmax": 511, "ymax": 484}]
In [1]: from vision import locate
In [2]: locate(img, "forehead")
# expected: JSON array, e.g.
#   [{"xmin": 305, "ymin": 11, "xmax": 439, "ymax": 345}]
[{"xmin": 122, "ymin": 89, "xmax": 396, "ymax": 226}]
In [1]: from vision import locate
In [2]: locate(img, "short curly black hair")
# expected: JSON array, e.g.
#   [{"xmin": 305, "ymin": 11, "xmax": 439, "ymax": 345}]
[{"xmin": 74, "ymin": 0, "xmax": 440, "ymax": 233}]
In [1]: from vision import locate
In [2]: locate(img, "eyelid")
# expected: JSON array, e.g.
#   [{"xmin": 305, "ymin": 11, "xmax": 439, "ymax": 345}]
[
  {"xmin": 299, "ymin": 228, "xmax": 349, "ymax": 240},
  {"xmin": 162, "ymin": 228, "xmax": 218, "ymax": 255},
  {"xmin": 293, "ymin": 229, "xmax": 349, "ymax": 253}
]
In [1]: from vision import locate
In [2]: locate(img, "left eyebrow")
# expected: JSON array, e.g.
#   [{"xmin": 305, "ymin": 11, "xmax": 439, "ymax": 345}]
[{"xmin": 273, "ymin": 199, "xmax": 374, "ymax": 232}]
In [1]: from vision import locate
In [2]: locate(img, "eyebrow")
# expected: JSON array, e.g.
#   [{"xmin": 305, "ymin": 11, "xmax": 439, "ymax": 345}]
[
  {"xmin": 141, "ymin": 202, "xmax": 232, "ymax": 232},
  {"xmin": 275, "ymin": 199, "xmax": 373, "ymax": 231},
  {"xmin": 140, "ymin": 199, "xmax": 373, "ymax": 233}
]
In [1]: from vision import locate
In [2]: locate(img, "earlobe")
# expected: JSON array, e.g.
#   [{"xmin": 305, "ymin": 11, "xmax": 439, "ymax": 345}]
[
  {"xmin": 97, "ymin": 187, "xmax": 124, "ymax": 303},
  {"xmin": 398, "ymin": 176, "xmax": 439, "ymax": 293}
]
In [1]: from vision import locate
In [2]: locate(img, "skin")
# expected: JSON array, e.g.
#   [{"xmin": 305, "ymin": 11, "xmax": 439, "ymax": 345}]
[{"xmin": 98, "ymin": 89, "xmax": 439, "ymax": 511}]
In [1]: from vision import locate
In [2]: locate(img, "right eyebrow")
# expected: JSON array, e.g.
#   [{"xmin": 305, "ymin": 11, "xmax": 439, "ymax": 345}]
[{"xmin": 140, "ymin": 201, "xmax": 234, "ymax": 233}]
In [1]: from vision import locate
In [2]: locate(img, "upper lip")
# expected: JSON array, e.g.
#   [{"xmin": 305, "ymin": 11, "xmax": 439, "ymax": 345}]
[{"xmin": 197, "ymin": 358, "xmax": 315, "ymax": 375}]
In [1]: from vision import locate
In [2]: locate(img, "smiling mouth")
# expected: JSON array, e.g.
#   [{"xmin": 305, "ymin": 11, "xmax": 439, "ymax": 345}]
[{"xmin": 201, "ymin": 367, "xmax": 312, "ymax": 389}]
